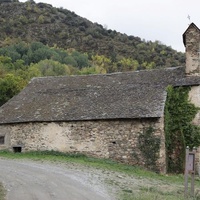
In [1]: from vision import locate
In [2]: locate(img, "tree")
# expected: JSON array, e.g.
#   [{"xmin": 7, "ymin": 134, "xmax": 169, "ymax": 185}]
[
  {"xmin": 71, "ymin": 51, "xmax": 89, "ymax": 69},
  {"xmin": 117, "ymin": 58, "xmax": 139, "ymax": 71},
  {"xmin": 13, "ymin": 59, "xmax": 26, "ymax": 71},
  {"xmin": 31, "ymin": 59, "xmax": 72, "ymax": 76},
  {"xmin": 0, "ymin": 56, "xmax": 14, "ymax": 71},
  {"xmin": 0, "ymin": 74, "xmax": 25, "ymax": 106},
  {"xmin": 91, "ymin": 55, "xmax": 111, "ymax": 72}
]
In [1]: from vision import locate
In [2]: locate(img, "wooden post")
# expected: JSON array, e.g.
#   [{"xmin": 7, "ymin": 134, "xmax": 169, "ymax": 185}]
[
  {"xmin": 184, "ymin": 146, "xmax": 189, "ymax": 198},
  {"xmin": 191, "ymin": 147, "xmax": 196, "ymax": 197},
  {"xmin": 184, "ymin": 146, "xmax": 196, "ymax": 198},
  {"xmin": 191, "ymin": 171, "xmax": 195, "ymax": 197}
]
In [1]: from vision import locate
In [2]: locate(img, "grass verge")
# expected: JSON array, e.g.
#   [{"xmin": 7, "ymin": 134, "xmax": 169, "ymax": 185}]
[
  {"xmin": 120, "ymin": 185, "xmax": 200, "ymax": 200},
  {"xmin": 0, "ymin": 182, "xmax": 6, "ymax": 200},
  {"xmin": 0, "ymin": 150, "xmax": 183, "ymax": 181},
  {"xmin": 0, "ymin": 150, "xmax": 200, "ymax": 200}
]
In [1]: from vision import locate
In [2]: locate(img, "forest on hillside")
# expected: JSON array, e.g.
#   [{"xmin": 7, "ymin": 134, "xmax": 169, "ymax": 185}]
[
  {"xmin": 0, "ymin": 41, "xmax": 148, "ymax": 106},
  {"xmin": 0, "ymin": 0, "xmax": 186, "ymax": 105},
  {"xmin": 0, "ymin": 0, "xmax": 185, "ymax": 66}
]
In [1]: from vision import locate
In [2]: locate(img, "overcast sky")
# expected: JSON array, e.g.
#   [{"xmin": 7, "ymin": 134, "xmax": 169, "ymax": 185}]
[{"xmin": 20, "ymin": 0, "xmax": 200, "ymax": 52}]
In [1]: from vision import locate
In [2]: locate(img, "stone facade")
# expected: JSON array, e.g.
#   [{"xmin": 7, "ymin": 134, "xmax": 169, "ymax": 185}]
[
  {"xmin": 184, "ymin": 23, "xmax": 200, "ymax": 75},
  {"xmin": 0, "ymin": 118, "xmax": 166, "ymax": 173},
  {"xmin": 189, "ymin": 85, "xmax": 200, "ymax": 125},
  {"xmin": 184, "ymin": 24, "xmax": 200, "ymax": 173},
  {"xmin": 189, "ymin": 84, "xmax": 200, "ymax": 174}
]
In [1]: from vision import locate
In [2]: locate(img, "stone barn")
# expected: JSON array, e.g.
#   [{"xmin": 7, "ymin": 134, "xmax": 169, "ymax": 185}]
[{"xmin": 0, "ymin": 23, "xmax": 200, "ymax": 173}]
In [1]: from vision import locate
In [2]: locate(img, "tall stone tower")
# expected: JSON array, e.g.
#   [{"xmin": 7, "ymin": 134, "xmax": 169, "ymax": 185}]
[
  {"xmin": 183, "ymin": 23, "xmax": 200, "ymax": 125},
  {"xmin": 183, "ymin": 23, "xmax": 200, "ymax": 75},
  {"xmin": 183, "ymin": 23, "xmax": 200, "ymax": 174}
]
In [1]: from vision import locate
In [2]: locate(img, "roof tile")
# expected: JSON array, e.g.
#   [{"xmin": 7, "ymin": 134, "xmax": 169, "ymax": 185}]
[{"xmin": 0, "ymin": 66, "xmax": 199, "ymax": 124}]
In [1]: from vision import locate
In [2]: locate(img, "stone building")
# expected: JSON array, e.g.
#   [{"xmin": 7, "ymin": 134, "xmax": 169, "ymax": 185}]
[
  {"xmin": 0, "ymin": 23, "xmax": 200, "ymax": 173},
  {"xmin": 183, "ymin": 22, "xmax": 200, "ymax": 75},
  {"xmin": 183, "ymin": 23, "xmax": 200, "ymax": 173},
  {"xmin": 183, "ymin": 23, "xmax": 200, "ymax": 125}
]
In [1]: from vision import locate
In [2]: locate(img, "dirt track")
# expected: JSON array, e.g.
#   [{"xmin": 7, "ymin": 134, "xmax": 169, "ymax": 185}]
[
  {"xmin": 0, "ymin": 159, "xmax": 115, "ymax": 200},
  {"xmin": 0, "ymin": 158, "xmax": 185, "ymax": 200}
]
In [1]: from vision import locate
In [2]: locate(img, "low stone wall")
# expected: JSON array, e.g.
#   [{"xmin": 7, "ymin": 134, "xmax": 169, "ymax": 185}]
[{"xmin": 0, "ymin": 118, "xmax": 166, "ymax": 173}]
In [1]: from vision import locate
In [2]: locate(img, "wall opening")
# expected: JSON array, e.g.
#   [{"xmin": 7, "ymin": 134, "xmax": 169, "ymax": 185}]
[
  {"xmin": 13, "ymin": 146, "xmax": 22, "ymax": 153},
  {"xmin": 0, "ymin": 136, "xmax": 5, "ymax": 145}
]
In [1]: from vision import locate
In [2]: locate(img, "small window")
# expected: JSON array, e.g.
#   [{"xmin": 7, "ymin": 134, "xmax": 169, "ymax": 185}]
[
  {"xmin": 13, "ymin": 146, "xmax": 22, "ymax": 153},
  {"xmin": 0, "ymin": 136, "xmax": 4, "ymax": 145}
]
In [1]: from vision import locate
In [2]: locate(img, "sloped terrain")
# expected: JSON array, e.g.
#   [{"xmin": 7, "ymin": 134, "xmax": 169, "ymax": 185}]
[
  {"xmin": 0, "ymin": 158, "xmax": 189, "ymax": 200},
  {"xmin": 0, "ymin": 1, "xmax": 184, "ymax": 67},
  {"xmin": 0, "ymin": 159, "xmax": 113, "ymax": 200}
]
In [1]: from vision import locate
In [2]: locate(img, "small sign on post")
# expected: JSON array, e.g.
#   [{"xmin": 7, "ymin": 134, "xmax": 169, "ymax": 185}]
[{"xmin": 184, "ymin": 146, "xmax": 196, "ymax": 198}]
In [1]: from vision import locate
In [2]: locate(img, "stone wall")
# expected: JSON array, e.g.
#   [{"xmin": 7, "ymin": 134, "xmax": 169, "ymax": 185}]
[
  {"xmin": 0, "ymin": 118, "xmax": 166, "ymax": 173},
  {"xmin": 185, "ymin": 24, "xmax": 200, "ymax": 172},
  {"xmin": 0, "ymin": 125, "xmax": 11, "ymax": 150},
  {"xmin": 185, "ymin": 26, "xmax": 200, "ymax": 75},
  {"xmin": 189, "ymin": 85, "xmax": 200, "ymax": 174},
  {"xmin": 189, "ymin": 85, "xmax": 200, "ymax": 125}
]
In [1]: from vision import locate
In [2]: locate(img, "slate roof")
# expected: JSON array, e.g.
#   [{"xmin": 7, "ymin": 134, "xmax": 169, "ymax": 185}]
[{"xmin": 0, "ymin": 66, "xmax": 200, "ymax": 124}]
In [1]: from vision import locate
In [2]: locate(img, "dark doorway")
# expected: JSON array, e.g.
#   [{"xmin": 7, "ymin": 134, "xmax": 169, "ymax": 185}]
[{"xmin": 13, "ymin": 146, "xmax": 22, "ymax": 153}]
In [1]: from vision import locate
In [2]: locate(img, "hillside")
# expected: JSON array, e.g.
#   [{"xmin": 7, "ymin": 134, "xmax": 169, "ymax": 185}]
[
  {"xmin": 0, "ymin": 0, "xmax": 186, "ymax": 106},
  {"xmin": 0, "ymin": 0, "xmax": 184, "ymax": 68}
]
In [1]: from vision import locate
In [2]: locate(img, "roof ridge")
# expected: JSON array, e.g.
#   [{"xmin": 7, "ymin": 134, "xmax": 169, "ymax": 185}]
[{"xmin": 30, "ymin": 66, "xmax": 185, "ymax": 81}]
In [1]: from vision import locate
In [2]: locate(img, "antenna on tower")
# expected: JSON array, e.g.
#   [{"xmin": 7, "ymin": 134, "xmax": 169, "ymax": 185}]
[{"xmin": 187, "ymin": 15, "xmax": 191, "ymax": 25}]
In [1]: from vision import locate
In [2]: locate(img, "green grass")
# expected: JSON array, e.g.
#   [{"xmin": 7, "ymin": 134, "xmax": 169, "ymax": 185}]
[
  {"xmin": 121, "ymin": 186, "xmax": 200, "ymax": 200},
  {"xmin": 0, "ymin": 150, "xmax": 184, "ymax": 182},
  {"xmin": 0, "ymin": 150, "xmax": 200, "ymax": 200},
  {"xmin": 122, "ymin": 192, "xmax": 187, "ymax": 200},
  {"xmin": 0, "ymin": 182, "xmax": 5, "ymax": 200}
]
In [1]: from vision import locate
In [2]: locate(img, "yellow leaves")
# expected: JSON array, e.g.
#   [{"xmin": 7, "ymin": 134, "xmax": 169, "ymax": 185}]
[
  {"xmin": 0, "ymin": 56, "xmax": 12, "ymax": 64},
  {"xmin": 118, "ymin": 58, "xmax": 139, "ymax": 71},
  {"xmin": 160, "ymin": 50, "xmax": 166, "ymax": 55},
  {"xmin": 141, "ymin": 61, "xmax": 156, "ymax": 70},
  {"xmin": 38, "ymin": 15, "xmax": 45, "ymax": 24},
  {"xmin": 0, "ymin": 73, "xmax": 26, "ymax": 106},
  {"xmin": 91, "ymin": 54, "xmax": 141, "ymax": 72},
  {"xmin": 78, "ymin": 65, "xmax": 106, "ymax": 75},
  {"xmin": 91, "ymin": 55, "xmax": 111, "ymax": 67}
]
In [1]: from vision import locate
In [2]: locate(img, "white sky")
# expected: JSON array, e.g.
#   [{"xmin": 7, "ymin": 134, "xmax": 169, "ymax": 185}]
[{"xmin": 20, "ymin": 0, "xmax": 200, "ymax": 52}]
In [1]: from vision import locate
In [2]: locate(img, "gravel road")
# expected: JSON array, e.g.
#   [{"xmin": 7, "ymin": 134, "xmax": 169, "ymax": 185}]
[
  {"xmin": 0, "ymin": 158, "xmax": 184, "ymax": 200},
  {"xmin": 0, "ymin": 158, "xmax": 115, "ymax": 200}
]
